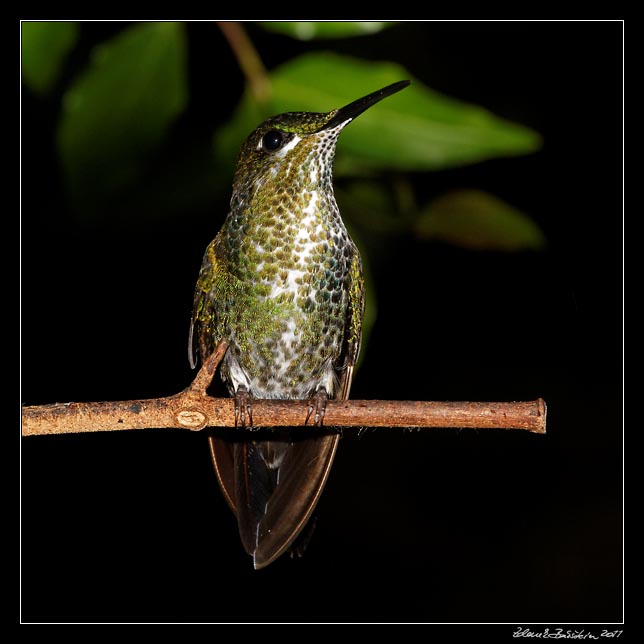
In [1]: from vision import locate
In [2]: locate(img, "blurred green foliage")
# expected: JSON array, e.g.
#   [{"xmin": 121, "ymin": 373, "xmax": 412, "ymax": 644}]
[
  {"xmin": 21, "ymin": 21, "xmax": 78, "ymax": 95},
  {"xmin": 21, "ymin": 21, "xmax": 544, "ymax": 245},
  {"xmin": 416, "ymin": 190, "xmax": 547, "ymax": 251},
  {"xmin": 22, "ymin": 21, "xmax": 546, "ymax": 354},
  {"xmin": 258, "ymin": 22, "xmax": 396, "ymax": 40},
  {"xmin": 214, "ymin": 52, "xmax": 541, "ymax": 177},
  {"xmin": 56, "ymin": 22, "xmax": 188, "ymax": 215}
]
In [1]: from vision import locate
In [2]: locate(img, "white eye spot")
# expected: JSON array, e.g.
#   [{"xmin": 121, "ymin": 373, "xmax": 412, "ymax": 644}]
[{"xmin": 277, "ymin": 135, "xmax": 301, "ymax": 156}]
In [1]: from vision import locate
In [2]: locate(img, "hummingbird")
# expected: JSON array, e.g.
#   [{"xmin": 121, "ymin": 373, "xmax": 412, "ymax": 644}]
[{"xmin": 189, "ymin": 80, "xmax": 410, "ymax": 569}]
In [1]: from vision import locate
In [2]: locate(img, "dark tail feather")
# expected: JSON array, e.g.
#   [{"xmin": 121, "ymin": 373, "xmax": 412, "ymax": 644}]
[
  {"xmin": 233, "ymin": 440, "xmax": 281, "ymax": 559},
  {"xmin": 228, "ymin": 433, "xmax": 339, "ymax": 569}
]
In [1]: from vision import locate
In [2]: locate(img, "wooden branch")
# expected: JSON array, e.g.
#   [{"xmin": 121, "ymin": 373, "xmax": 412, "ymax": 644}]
[
  {"xmin": 21, "ymin": 341, "xmax": 547, "ymax": 437},
  {"xmin": 217, "ymin": 22, "xmax": 270, "ymax": 103}
]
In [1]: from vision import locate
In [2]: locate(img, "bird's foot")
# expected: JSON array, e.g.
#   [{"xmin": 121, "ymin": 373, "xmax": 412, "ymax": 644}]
[
  {"xmin": 305, "ymin": 389, "xmax": 328, "ymax": 427},
  {"xmin": 234, "ymin": 386, "xmax": 254, "ymax": 429}
]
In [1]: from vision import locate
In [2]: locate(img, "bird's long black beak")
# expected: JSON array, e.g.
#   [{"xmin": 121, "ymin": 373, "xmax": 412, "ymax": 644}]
[{"xmin": 320, "ymin": 80, "xmax": 411, "ymax": 131}]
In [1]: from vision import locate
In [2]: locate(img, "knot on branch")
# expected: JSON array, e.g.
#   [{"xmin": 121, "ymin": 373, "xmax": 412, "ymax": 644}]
[{"xmin": 175, "ymin": 408, "xmax": 208, "ymax": 431}]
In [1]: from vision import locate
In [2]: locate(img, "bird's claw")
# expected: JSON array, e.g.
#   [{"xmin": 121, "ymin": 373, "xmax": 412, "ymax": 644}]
[
  {"xmin": 305, "ymin": 390, "xmax": 328, "ymax": 427},
  {"xmin": 234, "ymin": 387, "xmax": 254, "ymax": 429}
]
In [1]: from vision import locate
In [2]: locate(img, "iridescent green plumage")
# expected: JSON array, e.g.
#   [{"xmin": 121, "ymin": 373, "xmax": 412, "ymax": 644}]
[{"xmin": 189, "ymin": 81, "xmax": 410, "ymax": 568}]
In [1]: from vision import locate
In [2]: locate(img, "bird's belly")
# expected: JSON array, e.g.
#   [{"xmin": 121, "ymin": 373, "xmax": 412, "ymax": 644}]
[{"xmin": 225, "ymin": 305, "xmax": 342, "ymax": 400}]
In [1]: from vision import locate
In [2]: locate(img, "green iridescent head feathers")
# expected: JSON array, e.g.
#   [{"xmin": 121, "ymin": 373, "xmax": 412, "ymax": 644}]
[{"xmin": 231, "ymin": 80, "xmax": 411, "ymax": 198}]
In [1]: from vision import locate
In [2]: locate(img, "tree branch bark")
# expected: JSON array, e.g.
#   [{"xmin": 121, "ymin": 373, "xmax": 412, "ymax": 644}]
[{"xmin": 21, "ymin": 341, "xmax": 547, "ymax": 437}]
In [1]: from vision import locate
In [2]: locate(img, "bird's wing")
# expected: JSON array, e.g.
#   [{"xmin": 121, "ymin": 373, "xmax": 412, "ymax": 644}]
[
  {"xmin": 336, "ymin": 249, "xmax": 365, "ymax": 401},
  {"xmin": 188, "ymin": 239, "xmax": 221, "ymax": 370}
]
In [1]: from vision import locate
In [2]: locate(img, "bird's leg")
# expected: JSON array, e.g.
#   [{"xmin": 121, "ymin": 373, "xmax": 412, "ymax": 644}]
[
  {"xmin": 305, "ymin": 389, "xmax": 329, "ymax": 427},
  {"xmin": 234, "ymin": 385, "xmax": 253, "ymax": 429}
]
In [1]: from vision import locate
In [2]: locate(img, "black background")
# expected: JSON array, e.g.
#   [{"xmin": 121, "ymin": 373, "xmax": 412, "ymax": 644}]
[{"xmin": 21, "ymin": 21, "xmax": 623, "ymax": 624}]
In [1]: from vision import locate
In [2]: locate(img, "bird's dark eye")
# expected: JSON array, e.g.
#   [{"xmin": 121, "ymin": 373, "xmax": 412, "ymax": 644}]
[{"xmin": 261, "ymin": 129, "xmax": 284, "ymax": 152}]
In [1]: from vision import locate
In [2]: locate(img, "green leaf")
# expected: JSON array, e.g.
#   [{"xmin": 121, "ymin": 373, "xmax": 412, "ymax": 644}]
[
  {"xmin": 21, "ymin": 21, "xmax": 78, "ymax": 96},
  {"xmin": 214, "ymin": 52, "xmax": 541, "ymax": 178},
  {"xmin": 415, "ymin": 190, "xmax": 547, "ymax": 252},
  {"xmin": 57, "ymin": 22, "xmax": 188, "ymax": 216},
  {"xmin": 258, "ymin": 22, "xmax": 395, "ymax": 40}
]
